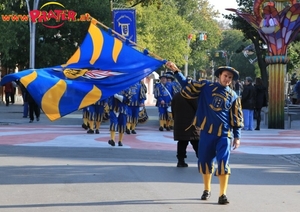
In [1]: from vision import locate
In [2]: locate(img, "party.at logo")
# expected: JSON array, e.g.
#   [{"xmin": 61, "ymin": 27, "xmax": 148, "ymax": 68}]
[{"xmin": 1, "ymin": 1, "xmax": 89, "ymax": 28}]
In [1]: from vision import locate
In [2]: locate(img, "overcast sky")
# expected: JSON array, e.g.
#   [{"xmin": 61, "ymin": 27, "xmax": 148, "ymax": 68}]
[{"xmin": 208, "ymin": 0, "xmax": 238, "ymax": 19}]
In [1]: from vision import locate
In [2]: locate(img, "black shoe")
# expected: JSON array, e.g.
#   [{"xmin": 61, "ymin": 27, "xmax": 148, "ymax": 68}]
[
  {"xmin": 131, "ymin": 130, "xmax": 137, "ymax": 134},
  {"xmin": 169, "ymin": 126, "xmax": 173, "ymax": 130},
  {"xmin": 126, "ymin": 128, "xmax": 131, "ymax": 134},
  {"xmin": 159, "ymin": 126, "xmax": 163, "ymax": 131},
  {"xmin": 177, "ymin": 161, "xmax": 188, "ymax": 167},
  {"xmin": 87, "ymin": 129, "xmax": 94, "ymax": 134},
  {"xmin": 201, "ymin": 190, "xmax": 211, "ymax": 200},
  {"xmin": 95, "ymin": 129, "xmax": 99, "ymax": 134},
  {"xmin": 218, "ymin": 194, "xmax": 229, "ymax": 205},
  {"xmin": 255, "ymin": 127, "xmax": 260, "ymax": 130},
  {"xmin": 108, "ymin": 140, "xmax": 115, "ymax": 146},
  {"xmin": 118, "ymin": 141, "xmax": 123, "ymax": 146},
  {"xmin": 29, "ymin": 120, "xmax": 33, "ymax": 123},
  {"xmin": 36, "ymin": 117, "xmax": 40, "ymax": 121},
  {"xmin": 82, "ymin": 123, "xmax": 88, "ymax": 130},
  {"xmin": 166, "ymin": 126, "xmax": 170, "ymax": 131}
]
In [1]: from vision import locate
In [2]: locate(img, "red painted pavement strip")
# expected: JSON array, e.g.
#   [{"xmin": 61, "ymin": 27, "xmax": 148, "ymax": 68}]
[
  {"xmin": 0, "ymin": 125, "xmax": 177, "ymax": 150},
  {"xmin": 1, "ymin": 125, "xmax": 300, "ymax": 153}
]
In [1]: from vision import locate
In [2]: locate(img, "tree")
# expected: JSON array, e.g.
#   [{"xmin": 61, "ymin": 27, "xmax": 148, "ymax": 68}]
[
  {"xmin": 173, "ymin": 0, "xmax": 222, "ymax": 74},
  {"xmin": 0, "ymin": 0, "xmax": 112, "ymax": 70},
  {"xmin": 216, "ymin": 30, "xmax": 255, "ymax": 80},
  {"xmin": 0, "ymin": 0, "xmax": 29, "ymax": 71},
  {"xmin": 136, "ymin": 1, "xmax": 193, "ymax": 67}
]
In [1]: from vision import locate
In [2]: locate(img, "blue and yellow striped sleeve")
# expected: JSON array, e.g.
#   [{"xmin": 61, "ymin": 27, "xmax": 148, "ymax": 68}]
[{"xmin": 230, "ymin": 97, "xmax": 244, "ymax": 138}]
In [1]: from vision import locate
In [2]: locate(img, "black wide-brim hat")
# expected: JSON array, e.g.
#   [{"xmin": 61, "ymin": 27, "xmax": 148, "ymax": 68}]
[
  {"xmin": 214, "ymin": 66, "xmax": 239, "ymax": 81},
  {"xmin": 159, "ymin": 73, "xmax": 168, "ymax": 79}
]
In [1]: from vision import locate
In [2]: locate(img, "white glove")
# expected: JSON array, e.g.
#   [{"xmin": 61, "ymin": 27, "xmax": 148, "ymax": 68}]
[
  {"xmin": 114, "ymin": 111, "xmax": 120, "ymax": 117},
  {"xmin": 114, "ymin": 94, "xmax": 124, "ymax": 102}
]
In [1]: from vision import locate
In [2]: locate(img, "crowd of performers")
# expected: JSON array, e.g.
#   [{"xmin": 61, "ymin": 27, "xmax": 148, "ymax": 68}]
[
  {"xmin": 81, "ymin": 80, "xmax": 148, "ymax": 147},
  {"xmin": 80, "ymin": 71, "xmax": 183, "ymax": 147}
]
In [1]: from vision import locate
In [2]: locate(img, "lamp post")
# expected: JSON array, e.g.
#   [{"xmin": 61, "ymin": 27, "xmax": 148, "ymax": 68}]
[
  {"xmin": 228, "ymin": 0, "xmax": 300, "ymax": 129},
  {"xmin": 26, "ymin": 0, "xmax": 40, "ymax": 69},
  {"xmin": 184, "ymin": 34, "xmax": 193, "ymax": 77}
]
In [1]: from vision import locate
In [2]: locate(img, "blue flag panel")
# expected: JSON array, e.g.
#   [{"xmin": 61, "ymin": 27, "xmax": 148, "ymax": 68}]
[{"xmin": 1, "ymin": 21, "xmax": 165, "ymax": 121}]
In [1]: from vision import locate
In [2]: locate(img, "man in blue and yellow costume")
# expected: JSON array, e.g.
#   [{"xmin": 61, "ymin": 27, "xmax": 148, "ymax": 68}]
[
  {"xmin": 86, "ymin": 99, "xmax": 108, "ymax": 134},
  {"xmin": 165, "ymin": 71, "xmax": 181, "ymax": 130},
  {"xmin": 107, "ymin": 89, "xmax": 132, "ymax": 147},
  {"xmin": 166, "ymin": 62, "xmax": 243, "ymax": 205},
  {"xmin": 154, "ymin": 73, "xmax": 175, "ymax": 131},
  {"xmin": 126, "ymin": 81, "xmax": 147, "ymax": 134}
]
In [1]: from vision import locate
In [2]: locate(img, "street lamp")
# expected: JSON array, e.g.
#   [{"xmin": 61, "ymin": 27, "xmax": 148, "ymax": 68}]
[
  {"xmin": 26, "ymin": 0, "xmax": 40, "ymax": 69},
  {"xmin": 184, "ymin": 34, "xmax": 193, "ymax": 77},
  {"xmin": 184, "ymin": 32, "xmax": 207, "ymax": 76}
]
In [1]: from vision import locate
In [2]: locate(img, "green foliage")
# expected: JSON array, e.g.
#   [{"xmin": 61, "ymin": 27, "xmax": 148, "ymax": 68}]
[
  {"xmin": 288, "ymin": 42, "xmax": 300, "ymax": 74},
  {"xmin": 0, "ymin": 0, "xmax": 254, "ymax": 81},
  {"xmin": 0, "ymin": 0, "xmax": 112, "ymax": 69},
  {"xmin": 136, "ymin": 2, "xmax": 192, "ymax": 66}
]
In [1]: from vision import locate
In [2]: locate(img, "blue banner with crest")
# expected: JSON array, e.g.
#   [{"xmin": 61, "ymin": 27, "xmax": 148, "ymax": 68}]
[{"xmin": 112, "ymin": 8, "xmax": 137, "ymax": 44}]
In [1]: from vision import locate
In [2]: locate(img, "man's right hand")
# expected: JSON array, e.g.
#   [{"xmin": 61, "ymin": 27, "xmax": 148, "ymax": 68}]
[{"xmin": 165, "ymin": 61, "xmax": 180, "ymax": 72}]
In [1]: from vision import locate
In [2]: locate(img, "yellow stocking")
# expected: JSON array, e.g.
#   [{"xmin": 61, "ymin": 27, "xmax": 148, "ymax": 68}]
[
  {"xmin": 159, "ymin": 120, "xmax": 165, "ymax": 127},
  {"xmin": 110, "ymin": 131, "xmax": 115, "ymax": 141},
  {"xmin": 88, "ymin": 120, "xmax": 94, "ymax": 130},
  {"xmin": 83, "ymin": 118, "xmax": 88, "ymax": 125},
  {"xmin": 202, "ymin": 174, "xmax": 212, "ymax": 191},
  {"xmin": 131, "ymin": 123, "xmax": 136, "ymax": 130},
  {"xmin": 218, "ymin": 174, "xmax": 229, "ymax": 196},
  {"xmin": 95, "ymin": 121, "xmax": 100, "ymax": 130},
  {"xmin": 126, "ymin": 123, "xmax": 131, "ymax": 130},
  {"xmin": 119, "ymin": 133, "xmax": 124, "ymax": 142},
  {"xmin": 166, "ymin": 120, "xmax": 170, "ymax": 127}
]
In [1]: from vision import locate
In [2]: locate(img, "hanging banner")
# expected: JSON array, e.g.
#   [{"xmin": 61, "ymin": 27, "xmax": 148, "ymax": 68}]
[{"xmin": 112, "ymin": 8, "xmax": 137, "ymax": 44}]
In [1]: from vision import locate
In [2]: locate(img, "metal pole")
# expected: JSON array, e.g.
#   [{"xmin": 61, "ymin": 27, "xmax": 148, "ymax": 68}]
[
  {"xmin": 184, "ymin": 36, "xmax": 191, "ymax": 77},
  {"xmin": 110, "ymin": 0, "xmax": 114, "ymax": 28},
  {"xmin": 26, "ymin": 0, "xmax": 39, "ymax": 69},
  {"xmin": 211, "ymin": 60, "xmax": 214, "ymax": 82}
]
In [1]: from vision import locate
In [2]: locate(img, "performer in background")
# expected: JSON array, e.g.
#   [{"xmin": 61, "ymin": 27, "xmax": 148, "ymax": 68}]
[
  {"xmin": 108, "ymin": 89, "xmax": 132, "ymax": 147},
  {"xmin": 126, "ymin": 80, "xmax": 147, "ymax": 134},
  {"xmin": 154, "ymin": 73, "xmax": 175, "ymax": 131},
  {"xmin": 86, "ymin": 99, "xmax": 108, "ymax": 134}
]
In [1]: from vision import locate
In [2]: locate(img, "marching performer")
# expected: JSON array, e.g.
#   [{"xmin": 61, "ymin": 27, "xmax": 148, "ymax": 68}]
[
  {"xmin": 108, "ymin": 89, "xmax": 132, "ymax": 147},
  {"xmin": 86, "ymin": 99, "xmax": 108, "ymax": 134},
  {"xmin": 154, "ymin": 73, "xmax": 175, "ymax": 131},
  {"xmin": 126, "ymin": 80, "xmax": 147, "ymax": 134},
  {"xmin": 166, "ymin": 61, "xmax": 243, "ymax": 205}
]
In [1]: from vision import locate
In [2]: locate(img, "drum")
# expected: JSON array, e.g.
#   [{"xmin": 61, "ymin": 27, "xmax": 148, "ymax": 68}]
[{"xmin": 138, "ymin": 106, "xmax": 148, "ymax": 124}]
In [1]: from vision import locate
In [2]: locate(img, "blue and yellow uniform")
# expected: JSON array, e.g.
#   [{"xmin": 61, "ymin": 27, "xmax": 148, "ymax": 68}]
[
  {"xmin": 126, "ymin": 81, "xmax": 147, "ymax": 134},
  {"xmin": 107, "ymin": 88, "xmax": 132, "ymax": 146},
  {"xmin": 174, "ymin": 68, "xmax": 243, "ymax": 204},
  {"xmin": 86, "ymin": 99, "xmax": 108, "ymax": 134},
  {"xmin": 165, "ymin": 71, "xmax": 181, "ymax": 129},
  {"xmin": 176, "ymin": 72, "xmax": 243, "ymax": 174},
  {"xmin": 154, "ymin": 74, "xmax": 175, "ymax": 131}
]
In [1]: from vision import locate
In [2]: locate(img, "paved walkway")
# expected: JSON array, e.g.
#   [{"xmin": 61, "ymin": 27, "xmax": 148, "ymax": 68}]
[
  {"xmin": 0, "ymin": 103, "xmax": 300, "ymax": 212},
  {"xmin": 1, "ymin": 103, "xmax": 300, "ymax": 155}
]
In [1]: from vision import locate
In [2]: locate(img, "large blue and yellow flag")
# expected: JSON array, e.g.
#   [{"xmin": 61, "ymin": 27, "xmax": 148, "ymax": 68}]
[{"xmin": 1, "ymin": 20, "xmax": 165, "ymax": 121}]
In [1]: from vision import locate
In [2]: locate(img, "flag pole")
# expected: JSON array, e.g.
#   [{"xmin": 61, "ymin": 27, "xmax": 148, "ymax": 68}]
[{"xmin": 86, "ymin": 14, "xmax": 166, "ymax": 62}]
